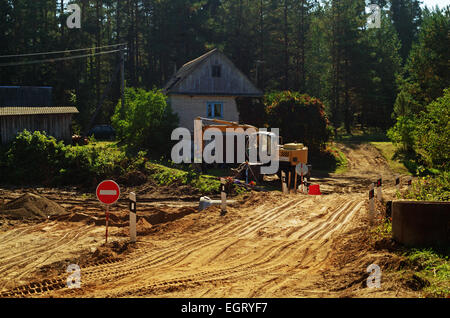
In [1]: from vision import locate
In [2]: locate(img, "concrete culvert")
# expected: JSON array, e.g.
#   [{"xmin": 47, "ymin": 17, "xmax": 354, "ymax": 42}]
[{"xmin": 392, "ymin": 200, "xmax": 450, "ymax": 248}]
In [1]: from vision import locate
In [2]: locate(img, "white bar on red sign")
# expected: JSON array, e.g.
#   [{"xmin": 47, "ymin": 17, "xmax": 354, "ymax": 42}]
[{"xmin": 100, "ymin": 190, "xmax": 117, "ymax": 195}]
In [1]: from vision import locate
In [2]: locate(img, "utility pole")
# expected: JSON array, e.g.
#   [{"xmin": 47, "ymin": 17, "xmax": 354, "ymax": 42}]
[{"xmin": 120, "ymin": 45, "xmax": 125, "ymax": 110}]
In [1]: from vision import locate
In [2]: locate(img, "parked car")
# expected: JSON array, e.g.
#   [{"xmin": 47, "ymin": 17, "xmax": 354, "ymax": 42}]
[{"xmin": 87, "ymin": 125, "xmax": 116, "ymax": 140}]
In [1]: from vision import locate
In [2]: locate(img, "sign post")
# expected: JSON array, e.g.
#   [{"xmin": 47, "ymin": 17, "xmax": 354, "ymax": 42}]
[
  {"xmin": 281, "ymin": 171, "xmax": 288, "ymax": 194},
  {"xmin": 96, "ymin": 180, "xmax": 120, "ymax": 244},
  {"xmin": 395, "ymin": 176, "xmax": 400, "ymax": 191},
  {"xmin": 376, "ymin": 178, "xmax": 382, "ymax": 201},
  {"xmin": 129, "ymin": 192, "xmax": 137, "ymax": 243},
  {"xmin": 369, "ymin": 186, "xmax": 375, "ymax": 224},
  {"xmin": 220, "ymin": 178, "xmax": 227, "ymax": 216}
]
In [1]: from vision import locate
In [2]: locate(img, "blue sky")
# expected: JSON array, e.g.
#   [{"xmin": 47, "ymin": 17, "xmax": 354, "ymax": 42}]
[{"xmin": 421, "ymin": 0, "xmax": 450, "ymax": 9}]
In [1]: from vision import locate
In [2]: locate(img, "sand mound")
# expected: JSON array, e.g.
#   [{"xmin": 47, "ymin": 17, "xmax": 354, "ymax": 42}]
[
  {"xmin": 0, "ymin": 193, "xmax": 68, "ymax": 220},
  {"xmin": 137, "ymin": 217, "xmax": 153, "ymax": 235}
]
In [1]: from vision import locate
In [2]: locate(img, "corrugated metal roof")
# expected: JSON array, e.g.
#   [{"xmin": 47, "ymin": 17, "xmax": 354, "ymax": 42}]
[{"xmin": 0, "ymin": 107, "xmax": 79, "ymax": 116}]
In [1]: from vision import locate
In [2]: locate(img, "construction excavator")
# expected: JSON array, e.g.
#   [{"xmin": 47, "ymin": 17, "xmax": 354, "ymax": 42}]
[{"xmin": 195, "ymin": 117, "xmax": 309, "ymax": 191}]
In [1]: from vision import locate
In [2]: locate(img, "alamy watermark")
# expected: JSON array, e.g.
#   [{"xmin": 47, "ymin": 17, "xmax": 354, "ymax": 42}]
[
  {"xmin": 366, "ymin": 263, "xmax": 381, "ymax": 288},
  {"xmin": 66, "ymin": 264, "xmax": 81, "ymax": 288},
  {"xmin": 367, "ymin": 4, "xmax": 381, "ymax": 29},
  {"xmin": 66, "ymin": 4, "xmax": 81, "ymax": 29},
  {"xmin": 171, "ymin": 120, "xmax": 280, "ymax": 175}
]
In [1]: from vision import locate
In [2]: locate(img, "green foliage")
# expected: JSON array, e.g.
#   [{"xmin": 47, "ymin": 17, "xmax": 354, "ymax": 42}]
[
  {"xmin": 387, "ymin": 115, "xmax": 417, "ymax": 152},
  {"xmin": 59, "ymin": 144, "xmax": 127, "ymax": 185},
  {"xmin": 400, "ymin": 172, "xmax": 450, "ymax": 202},
  {"xmin": 4, "ymin": 130, "xmax": 66, "ymax": 184},
  {"xmin": 235, "ymin": 97, "xmax": 266, "ymax": 128},
  {"xmin": 414, "ymin": 89, "xmax": 450, "ymax": 169},
  {"xmin": 0, "ymin": 130, "xmax": 129, "ymax": 186},
  {"xmin": 405, "ymin": 248, "xmax": 450, "ymax": 298},
  {"xmin": 389, "ymin": 88, "xmax": 450, "ymax": 171},
  {"xmin": 111, "ymin": 87, "xmax": 179, "ymax": 157},
  {"xmin": 402, "ymin": 8, "xmax": 450, "ymax": 106},
  {"xmin": 265, "ymin": 91, "xmax": 332, "ymax": 153},
  {"xmin": 145, "ymin": 162, "xmax": 220, "ymax": 194}
]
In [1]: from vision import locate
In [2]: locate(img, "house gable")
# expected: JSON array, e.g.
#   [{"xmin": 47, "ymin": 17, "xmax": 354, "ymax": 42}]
[{"xmin": 164, "ymin": 49, "xmax": 263, "ymax": 97}]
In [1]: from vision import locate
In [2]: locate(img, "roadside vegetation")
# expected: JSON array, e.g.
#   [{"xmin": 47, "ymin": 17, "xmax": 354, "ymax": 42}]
[{"xmin": 371, "ymin": 217, "xmax": 450, "ymax": 297}]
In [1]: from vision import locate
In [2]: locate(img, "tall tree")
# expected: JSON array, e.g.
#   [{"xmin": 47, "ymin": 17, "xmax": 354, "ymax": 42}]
[{"xmin": 390, "ymin": 0, "xmax": 422, "ymax": 62}]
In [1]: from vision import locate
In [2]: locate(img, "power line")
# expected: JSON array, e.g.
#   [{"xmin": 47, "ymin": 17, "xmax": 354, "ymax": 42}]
[
  {"xmin": 0, "ymin": 49, "xmax": 122, "ymax": 67},
  {"xmin": 0, "ymin": 43, "xmax": 127, "ymax": 59}
]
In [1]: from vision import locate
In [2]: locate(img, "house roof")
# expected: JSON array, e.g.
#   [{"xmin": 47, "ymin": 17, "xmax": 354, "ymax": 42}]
[
  {"xmin": 163, "ymin": 49, "xmax": 263, "ymax": 97},
  {"xmin": 0, "ymin": 107, "xmax": 79, "ymax": 116},
  {"xmin": 163, "ymin": 49, "xmax": 218, "ymax": 92}
]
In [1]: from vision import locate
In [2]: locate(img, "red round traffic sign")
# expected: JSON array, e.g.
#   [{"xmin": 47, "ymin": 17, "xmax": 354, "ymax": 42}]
[{"xmin": 96, "ymin": 180, "xmax": 120, "ymax": 205}]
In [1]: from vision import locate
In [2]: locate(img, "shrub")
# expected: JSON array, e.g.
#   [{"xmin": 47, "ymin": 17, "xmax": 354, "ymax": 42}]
[
  {"xmin": 59, "ymin": 145, "xmax": 127, "ymax": 185},
  {"xmin": 414, "ymin": 88, "xmax": 450, "ymax": 170},
  {"xmin": 4, "ymin": 130, "xmax": 65, "ymax": 184},
  {"xmin": 265, "ymin": 91, "xmax": 332, "ymax": 153},
  {"xmin": 400, "ymin": 172, "xmax": 450, "ymax": 202},
  {"xmin": 111, "ymin": 87, "xmax": 179, "ymax": 157},
  {"xmin": 387, "ymin": 115, "xmax": 417, "ymax": 152},
  {"xmin": 1, "ymin": 130, "xmax": 130, "ymax": 186}
]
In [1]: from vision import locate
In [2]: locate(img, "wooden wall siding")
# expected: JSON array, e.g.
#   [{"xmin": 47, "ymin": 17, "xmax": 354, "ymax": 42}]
[
  {"xmin": 171, "ymin": 52, "xmax": 262, "ymax": 96},
  {"xmin": 0, "ymin": 114, "xmax": 73, "ymax": 144},
  {"xmin": 169, "ymin": 95, "xmax": 239, "ymax": 132}
]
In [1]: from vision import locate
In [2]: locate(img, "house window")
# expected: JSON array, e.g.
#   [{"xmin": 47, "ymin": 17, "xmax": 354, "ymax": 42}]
[
  {"xmin": 212, "ymin": 65, "xmax": 221, "ymax": 78},
  {"xmin": 207, "ymin": 102, "xmax": 223, "ymax": 118}
]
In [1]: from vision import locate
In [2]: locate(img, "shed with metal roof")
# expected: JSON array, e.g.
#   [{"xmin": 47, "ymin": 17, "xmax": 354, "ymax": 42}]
[{"xmin": 0, "ymin": 87, "xmax": 79, "ymax": 144}]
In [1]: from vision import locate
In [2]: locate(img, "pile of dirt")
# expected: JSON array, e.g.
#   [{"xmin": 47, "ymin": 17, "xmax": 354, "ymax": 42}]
[
  {"xmin": 142, "ymin": 206, "xmax": 197, "ymax": 225},
  {"xmin": 0, "ymin": 193, "xmax": 68, "ymax": 220},
  {"xmin": 137, "ymin": 217, "xmax": 153, "ymax": 235},
  {"xmin": 117, "ymin": 170, "xmax": 148, "ymax": 186}
]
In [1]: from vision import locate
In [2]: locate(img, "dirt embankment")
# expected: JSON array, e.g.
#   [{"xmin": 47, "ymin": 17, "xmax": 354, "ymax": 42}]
[{"xmin": 0, "ymin": 143, "xmax": 426, "ymax": 298}]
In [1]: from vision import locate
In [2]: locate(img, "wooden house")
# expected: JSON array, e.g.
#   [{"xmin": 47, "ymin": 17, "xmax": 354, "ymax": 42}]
[
  {"xmin": 0, "ymin": 86, "xmax": 79, "ymax": 144},
  {"xmin": 163, "ymin": 49, "xmax": 263, "ymax": 131}
]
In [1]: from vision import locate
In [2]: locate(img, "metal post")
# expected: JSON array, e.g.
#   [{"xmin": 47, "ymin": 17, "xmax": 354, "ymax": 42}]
[
  {"xmin": 281, "ymin": 170, "xmax": 288, "ymax": 194},
  {"xmin": 105, "ymin": 204, "xmax": 109, "ymax": 244},
  {"xmin": 220, "ymin": 178, "xmax": 227, "ymax": 216},
  {"xmin": 120, "ymin": 45, "xmax": 125, "ymax": 110},
  {"xmin": 377, "ymin": 178, "xmax": 382, "ymax": 201},
  {"xmin": 129, "ymin": 192, "xmax": 136, "ymax": 243},
  {"xmin": 369, "ymin": 184, "xmax": 375, "ymax": 224}
]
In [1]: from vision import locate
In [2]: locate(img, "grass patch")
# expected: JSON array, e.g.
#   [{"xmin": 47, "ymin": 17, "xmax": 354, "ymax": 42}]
[
  {"xmin": 398, "ymin": 172, "xmax": 450, "ymax": 202},
  {"xmin": 371, "ymin": 219, "xmax": 450, "ymax": 297},
  {"xmin": 370, "ymin": 142, "xmax": 411, "ymax": 175},
  {"xmin": 330, "ymin": 144, "xmax": 348, "ymax": 174},
  {"xmin": 335, "ymin": 128, "xmax": 390, "ymax": 144},
  {"xmin": 145, "ymin": 162, "xmax": 221, "ymax": 194},
  {"xmin": 404, "ymin": 248, "xmax": 450, "ymax": 297}
]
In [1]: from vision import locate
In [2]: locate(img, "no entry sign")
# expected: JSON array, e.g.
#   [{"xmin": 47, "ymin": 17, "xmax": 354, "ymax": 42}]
[{"xmin": 96, "ymin": 180, "xmax": 120, "ymax": 205}]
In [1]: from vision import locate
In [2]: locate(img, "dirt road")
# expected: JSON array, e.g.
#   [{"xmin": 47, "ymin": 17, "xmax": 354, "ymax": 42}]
[{"xmin": 0, "ymin": 143, "xmax": 418, "ymax": 298}]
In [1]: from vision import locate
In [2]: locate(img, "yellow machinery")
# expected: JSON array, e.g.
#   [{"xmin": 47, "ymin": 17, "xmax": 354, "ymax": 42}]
[{"xmin": 195, "ymin": 117, "xmax": 309, "ymax": 188}]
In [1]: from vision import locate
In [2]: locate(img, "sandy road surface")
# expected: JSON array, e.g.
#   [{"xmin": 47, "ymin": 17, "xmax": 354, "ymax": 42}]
[{"xmin": 0, "ymin": 143, "xmax": 414, "ymax": 298}]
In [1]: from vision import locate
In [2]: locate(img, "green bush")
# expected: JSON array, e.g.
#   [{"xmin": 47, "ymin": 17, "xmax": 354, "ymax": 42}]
[
  {"xmin": 111, "ymin": 87, "xmax": 179, "ymax": 157},
  {"xmin": 401, "ymin": 172, "xmax": 450, "ymax": 202},
  {"xmin": 414, "ymin": 88, "xmax": 450, "ymax": 170},
  {"xmin": 58, "ymin": 145, "xmax": 127, "ymax": 185},
  {"xmin": 265, "ymin": 91, "xmax": 332, "ymax": 153},
  {"xmin": 388, "ymin": 87, "xmax": 450, "ymax": 171},
  {"xmin": 387, "ymin": 115, "xmax": 417, "ymax": 152},
  {"xmin": 4, "ymin": 130, "xmax": 66, "ymax": 184},
  {"xmin": 0, "ymin": 130, "xmax": 131, "ymax": 186}
]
